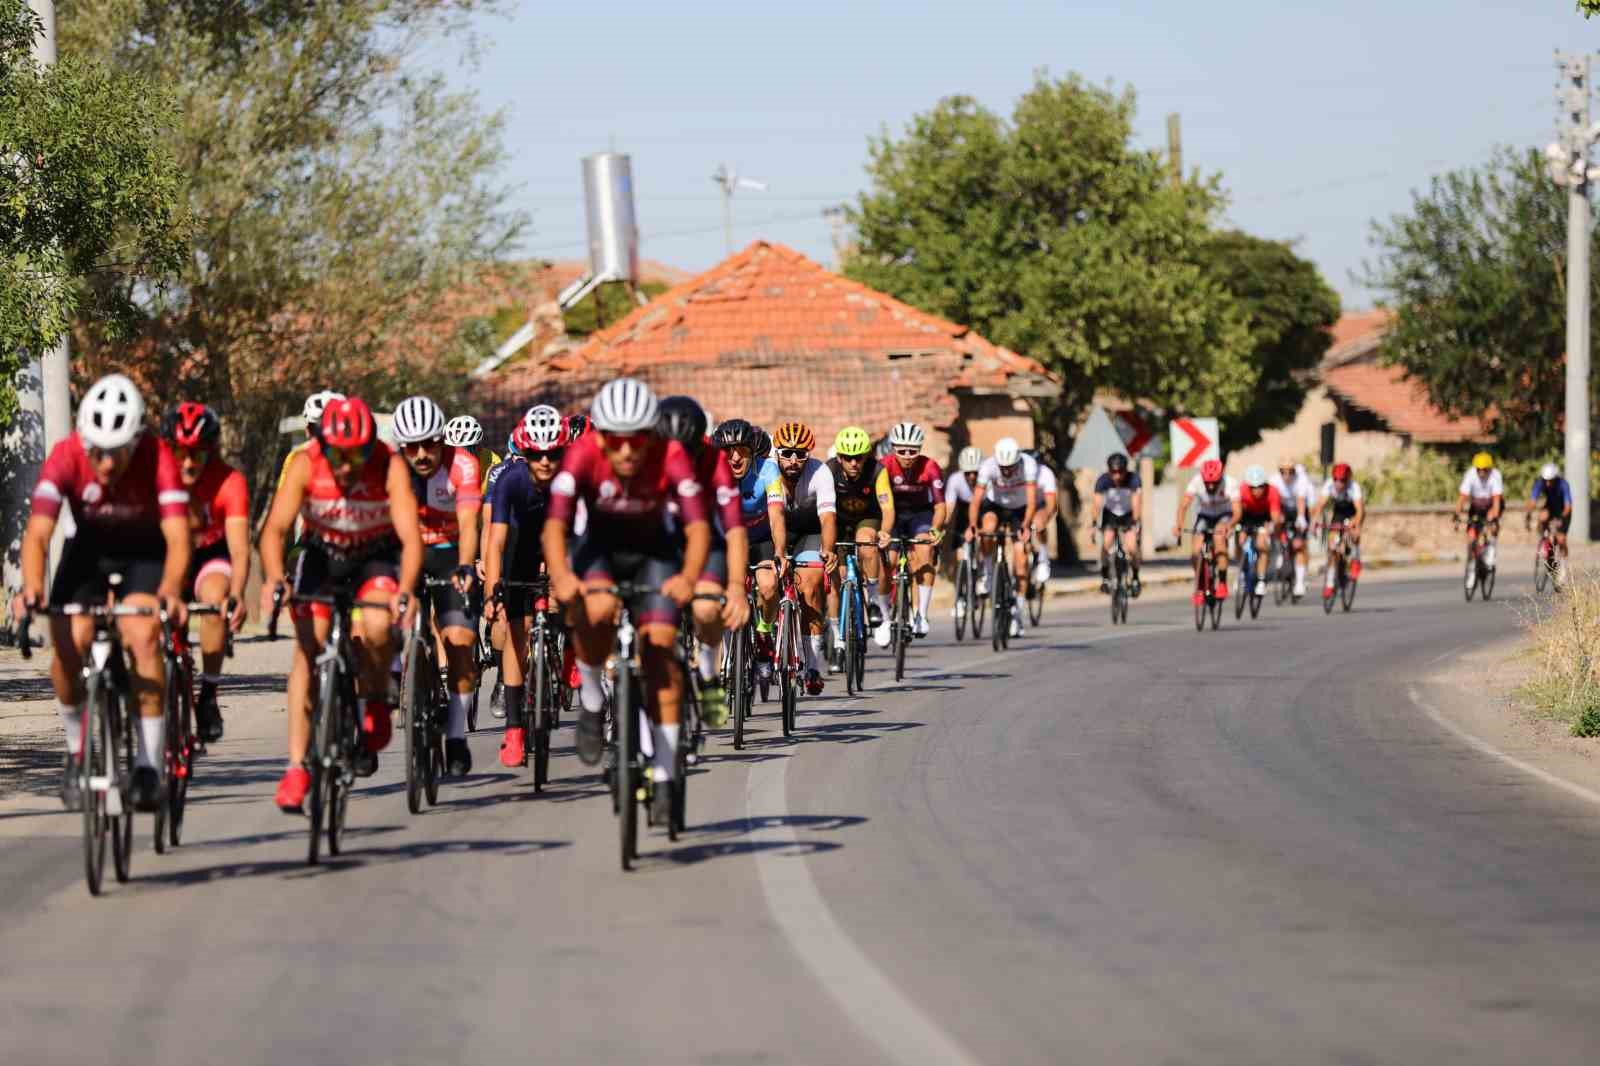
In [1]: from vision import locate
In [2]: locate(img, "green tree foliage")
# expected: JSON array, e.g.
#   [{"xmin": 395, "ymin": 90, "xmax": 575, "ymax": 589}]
[
  {"xmin": 1198, "ymin": 231, "xmax": 1340, "ymax": 454},
  {"xmin": 0, "ymin": 0, "xmax": 185, "ymax": 431},
  {"xmin": 1581, "ymin": 1, "xmax": 1599, "ymax": 18},
  {"xmin": 843, "ymin": 73, "xmax": 1259, "ymax": 459},
  {"xmin": 1362, "ymin": 146, "xmax": 1594, "ymax": 459},
  {"xmin": 58, "ymin": 0, "xmax": 526, "ymax": 503},
  {"xmin": 563, "ymin": 281, "xmax": 669, "ymax": 336}
]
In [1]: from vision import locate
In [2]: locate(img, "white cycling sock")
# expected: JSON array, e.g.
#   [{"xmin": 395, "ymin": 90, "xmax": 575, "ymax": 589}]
[
  {"xmin": 652, "ymin": 722, "xmax": 679, "ymax": 781},
  {"xmin": 577, "ymin": 661, "xmax": 605, "ymax": 713},
  {"xmin": 871, "ymin": 589, "xmax": 888, "ymax": 615},
  {"xmin": 696, "ymin": 642, "xmax": 717, "ymax": 684},
  {"xmin": 1294, "ymin": 562, "xmax": 1306, "ymax": 585},
  {"xmin": 136, "ymin": 716, "xmax": 164, "ymax": 771},
  {"xmin": 805, "ymin": 634, "xmax": 823, "ymax": 671},
  {"xmin": 917, "ymin": 585, "xmax": 933, "ymax": 619},
  {"xmin": 60, "ymin": 703, "xmax": 84, "ymax": 756},
  {"xmin": 447, "ymin": 692, "xmax": 470, "ymax": 739}
]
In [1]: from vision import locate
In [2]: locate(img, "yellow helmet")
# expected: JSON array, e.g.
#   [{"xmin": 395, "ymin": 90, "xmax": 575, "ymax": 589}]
[
  {"xmin": 772, "ymin": 421, "xmax": 816, "ymax": 453},
  {"xmin": 1472, "ymin": 451, "xmax": 1493, "ymax": 470},
  {"xmin": 834, "ymin": 426, "xmax": 872, "ymax": 457}
]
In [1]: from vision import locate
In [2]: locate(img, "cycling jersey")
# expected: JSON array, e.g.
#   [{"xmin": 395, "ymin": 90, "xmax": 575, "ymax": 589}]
[
  {"xmin": 1093, "ymin": 471, "xmax": 1142, "ymax": 519},
  {"xmin": 1321, "ymin": 478, "xmax": 1363, "ymax": 521},
  {"xmin": 1533, "ymin": 477, "xmax": 1573, "ymax": 510},
  {"xmin": 976, "ymin": 455, "xmax": 1038, "ymax": 509},
  {"xmin": 738, "ymin": 457, "xmax": 783, "ymax": 542},
  {"xmin": 1269, "ymin": 467, "xmax": 1316, "ymax": 514},
  {"xmin": 474, "ymin": 448, "xmax": 502, "ymax": 494},
  {"xmin": 298, "ymin": 440, "xmax": 398, "ymax": 558},
  {"xmin": 879, "ymin": 454, "xmax": 946, "ymax": 514},
  {"xmin": 828, "ymin": 456, "xmax": 886, "ymax": 528},
  {"xmin": 1236, "ymin": 483, "xmax": 1282, "ymax": 520},
  {"xmin": 686, "ymin": 443, "xmax": 742, "ymax": 540},
  {"xmin": 410, "ymin": 447, "xmax": 481, "ymax": 547},
  {"xmin": 1036, "ymin": 463, "xmax": 1058, "ymax": 499},
  {"xmin": 945, "ymin": 471, "xmax": 976, "ymax": 508},
  {"xmin": 276, "ymin": 438, "xmax": 313, "ymax": 494},
  {"xmin": 484, "ymin": 454, "xmax": 523, "ymax": 497},
  {"xmin": 549, "ymin": 433, "xmax": 707, "ymax": 541},
  {"xmin": 490, "ymin": 460, "xmax": 553, "ymax": 576},
  {"xmin": 1459, "ymin": 469, "xmax": 1504, "ymax": 507},
  {"xmin": 33, "ymin": 432, "xmax": 189, "ymax": 538},
  {"xmin": 1184, "ymin": 474, "xmax": 1238, "ymax": 519},
  {"xmin": 185, "ymin": 459, "xmax": 250, "ymax": 550},
  {"xmin": 770, "ymin": 457, "xmax": 837, "ymax": 536}
]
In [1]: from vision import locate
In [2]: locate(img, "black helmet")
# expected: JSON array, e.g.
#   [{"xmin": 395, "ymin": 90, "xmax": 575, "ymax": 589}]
[
  {"xmin": 658, "ymin": 395, "xmax": 708, "ymax": 456},
  {"xmin": 711, "ymin": 417, "xmax": 757, "ymax": 452},
  {"xmin": 1107, "ymin": 453, "xmax": 1129, "ymax": 472},
  {"xmin": 752, "ymin": 426, "xmax": 772, "ymax": 461}
]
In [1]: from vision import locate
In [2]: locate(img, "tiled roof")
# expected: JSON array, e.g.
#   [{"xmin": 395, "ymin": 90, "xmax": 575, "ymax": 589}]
[
  {"xmin": 483, "ymin": 241, "xmax": 1054, "ymax": 445},
  {"xmin": 1321, "ymin": 362, "xmax": 1491, "ymax": 444},
  {"xmin": 1321, "ymin": 308, "xmax": 1394, "ymax": 370}
]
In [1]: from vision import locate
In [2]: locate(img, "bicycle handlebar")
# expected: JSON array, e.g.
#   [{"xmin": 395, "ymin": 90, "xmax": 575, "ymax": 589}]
[{"xmin": 16, "ymin": 602, "xmax": 157, "ymax": 661}]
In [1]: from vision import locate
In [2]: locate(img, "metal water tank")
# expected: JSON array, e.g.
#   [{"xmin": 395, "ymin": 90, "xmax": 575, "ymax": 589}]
[{"xmin": 582, "ymin": 153, "xmax": 639, "ymax": 283}]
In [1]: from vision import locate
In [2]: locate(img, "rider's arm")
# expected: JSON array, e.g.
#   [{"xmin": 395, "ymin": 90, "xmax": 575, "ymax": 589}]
[
  {"xmin": 969, "ymin": 481, "xmax": 985, "ymax": 529},
  {"xmin": 540, "ymin": 517, "xmax": 573, "ymax": 588},
  {"xmin": 157, "ymin": 515, "xmax": 192, "ymax": 603},
  {"xmin": 1174, "ymin": 493, "xmax": 1192, "ymax": 533},
  {"xmin": 483, "ymin": 521, "xmax": 508, "ymax": 598},
  {"xmin": 258, "ymin": 452, "xmax": 308, "ymax": 586},
  {"xmin": 1489, "ymin": 493, "xmax": 1504, "ymax": 522},
  {"xmin": 1131, "ymin": 489, "xmax": 1143, "ymax": 527},
  {"xmin": 928, "ymin": 464, "xmax": 947, "ymax": 533},
  {"xmin": 19, "ymin": 514, "xmax": 55, "ymax": 605},
  {"xmin": 387, "ymin": 453, "xmax": 425, "ymax": 597},
  {"xmin": 220, "ymin": 470, "xmax": 252, "ymax": 604},
  {"xmin": 1021, "ymin": 480, "xmax": 1037, "ymax": 532},
  {"xmin": 453, "ymin": 453, "xmax": 482, "ymax": 570},
  {"xmin": 874, "ymin": 466, "xmax": 896, "ymax": 534}
]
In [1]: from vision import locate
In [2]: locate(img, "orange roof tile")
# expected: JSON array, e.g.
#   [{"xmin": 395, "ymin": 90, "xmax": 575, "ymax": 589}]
[{"xmin": 1321, "ymin": 362, "xmax": 1491, "ymax": 444}]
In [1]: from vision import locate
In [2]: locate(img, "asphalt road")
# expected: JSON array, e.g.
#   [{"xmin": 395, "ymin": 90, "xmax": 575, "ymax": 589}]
[{"xmin": 4, "ymin": 567, "xmax": 1599, "ymax": 1065}]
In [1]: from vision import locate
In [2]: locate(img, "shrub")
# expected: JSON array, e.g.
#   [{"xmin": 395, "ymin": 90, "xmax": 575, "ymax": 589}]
[{"xmin": 1516, "ymin": 568, "xmax": 1600, "ymax": 734}]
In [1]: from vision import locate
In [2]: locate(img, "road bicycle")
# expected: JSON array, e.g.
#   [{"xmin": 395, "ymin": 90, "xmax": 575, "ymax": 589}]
[
  {"xmin": 885, "ymin": 534, "xmax": 939, "ymax": 676},
  {"xmin": 773, "ymin": 556, "xmax": 820, "ymax": 736},
  {"xmin": 1025, "ymin": 535, "xmax": 1047, "ymax": 627},
  {"xmin": 1456, "ymin": 513, "xmax": 1497, "ymax": 603},
  {"xmin": 21, "ymin": 586, "xmax": 163, "ymax": 896},
  {"xmin": 400, "ymin": 578, "xmax": 453, "ymax": 814},
  {"xmin": 953, "ymin": 540, "xmax": 982, "ymax": 641},
  {"xmin": 833, "ymin": 541, "xmax": 870, "ymax": 695},
  {"xmin": 1269, "ymin": 527, "xmax": 1295, "ymax": 606},
  {"xmin": 1320, "ymin": 522, "xmax": 1359, "ymax": 614},
  {"xmin": 155, "ymin": 601, "xmax": 232, "ymax": 851},
  {"xmin": 1094, "ymin": 527, "xmax": 1132, "ymax": 626},
  {"xmin": 1191, "ymin": 525, "xmax": 1225, "ymax": 631},
  {"xmin": 499, "ymin": 577, "xmax": 568, "ymax": 789},
  {"xmin": 975, "ymin": 523, "xmax": 1023, "ymax": 652},
  {"xmin": 1531, "ymin": 516, "xmax": 1564, "ymax": 594},
  {"xmin": 1233, "ymin": 526, "xmax": 1266, "ymax": 621},
  {"xmin": 723, "ymin": 566, "xmax": 764, "ymax": 751}
]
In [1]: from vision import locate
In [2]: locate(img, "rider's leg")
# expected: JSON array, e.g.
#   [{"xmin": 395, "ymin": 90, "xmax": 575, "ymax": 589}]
[
  {"xmin": 692, "ymin": 577, "xmax": 726, "ymax": 684},
  {"xmin": 978, "ymin": 510, "xmax": 1000, "ymax": 591},
  {"xmin": 440, "ymin": 622, "xmax": 477, "ymax": 743},
  {"xmin": 639, "ymin": 624, "xmax": 682, "ymax": 782},
  {"xmin": 755, "ymin": 563, "xmax": 779, "ymax": 627},
  {"xmin": 1122, "ymin": 526, "xmax": 1141, "ymax": 581},
  {"xmin": 912, "ymin": 542, "xmax": 936, "ymax": 623},
  {"xmin": 118, "ymin": 595, "xmax": 167, "ymax": 772},
  {"xmin": 50, "ymin": 615, "xmax": 93, "ymax": 756},
  {"xmin": 855, "ymin": 525, "xmax": 885, "ymax": 619},
  {"xmin": 195, "ymin": 567, "xmax": 230, "ymax": 682},
  {"xmin": 1255, "ymin": 529, "xmax": 1270, "ymax": 583},
  {"xmin": 571, "ymin": 588, "xmax": 619, "ymax": 715},
  {"xmin": 797, "ymin": 566, "xmax": 827, "ymax": 673},
  {"xmin": 1213, "ymin": 526, "xmax": 1230, "ymax": 590},
  {"xmin": 287, "ymin": 610, "xmax": 333, "ymax": 765}
]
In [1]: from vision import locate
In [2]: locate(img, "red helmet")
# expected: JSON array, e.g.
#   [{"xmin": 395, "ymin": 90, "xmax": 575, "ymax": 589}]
[
  {"xmin": 1331, "ymin": 462, "xmax": 1352, "ymax": 481},
  {"xmin": 320, "ymin": 397, "xmax": 376, "ymax": 450},
  {"xmin": 1200, "ymin": 459, "xmax": 1224, "ymax": 483},
  {"xmin": 162, "ymin": 402, "xmax": 220, "ymax": 449}
]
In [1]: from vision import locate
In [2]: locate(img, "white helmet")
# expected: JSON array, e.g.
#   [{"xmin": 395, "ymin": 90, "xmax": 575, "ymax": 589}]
[
  {"xmin": 958, "ymin": 446, "xmax": 982, "ymax": 473},
  {"xmin": 889, "ymin": 421, "xmax": 925, "ymax": 448},
  {"xmin": 302, "ymin": 389, "xmax": 344, "ymax": 430},
  {"xmin": 590, "ymin": 377, "xmax": 659, "ymax": 433},
  {"xmin": 521, "ymin": 404, "xmax": 564, "ymax": 451},
  {"xmin": 1541, "ymin": 462, "xmax": 1561, "ymax": 480},
  {"xmin": 1244, "ymin": 464, "xmax": 1268, "ymax": 488},
  {"xmin": 994, "ymin": 437, "xmax": 1020, "ymax": 466},
  {"xmin": 392, "ymin": 396, "xmax": 445, "ymax": 444},
  {"xmin": 444, "ymin": 415, "xmax": 483, "ymax": 449},
  {"xmin": 78, "ymin": 373, "xmax": 146, "ymax": 450}
]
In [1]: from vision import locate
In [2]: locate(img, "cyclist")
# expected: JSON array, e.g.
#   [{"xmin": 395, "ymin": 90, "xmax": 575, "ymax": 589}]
[
  {"xmin": 392, "ymin": 396, "xmax": 483, "ymax": 776},
  {"xmin": 259, "ymin": 397, "xmax": 422, "ymax": 811},
  {"xmin": 659, "ymin": 396, "xmax": 749, "ymax": 727},
  {"xmin": 479, "ymin": 427, "xmax": 528, "ymax": 720},
  {"xmin": 483, "ymin": 406, "xmax": 563, "ymax": 767},
  {"xmin": 1093, "ymin": 453, "xmax": 1142, "ymax": 597},
  {"xmin": 1232, "ymin": 465, "xmax": 1282, "ymax": 609},
  {"xmin": 943, "ymin": 445, "xmax": 981, "ymax": 618},
  {"xmin": 1456, "ymin": 451, "xmax": 1504, "ymax": 586},
  {"xmin": 544, "ymin": 378, "xmax": 709, "ymax": 822},
  {"xmin": 767, "ymin": 420, "xmax": 837, "ymax": 694},
  {"xmin": 15, "ymin": 374, "xmax": 191, "ymax": 812},
  {"xmin": 1526, "ymin": 462, "xmax": 1574, "ymax": 570},
  {"xmin": 713, "ymin": 418, "xmax": 782, "ymax": 681},
  {"xmin": 877, "ymin": 422, "xmax": 945, "ymax": 638},
  {"xmin": 827, "ymin": 426, "xmax": 895, "ymax": 653},
  {"xmin": 446, "ymin": 414, "xmax": 499, "ymax": 494},
  {"xmin": 1030, "ymin": 453, "xmax": 1060, "ymax": 589},
  {"xmin": 276, "ymin": 389, "xmax": 344, "ymax": 493},
  {"xmin": 1173, "ymin": 458, "xmax": 1236, "ymax": 603},
  {"xmin": 1268, "ymin": 454, "xmax": 1317, "ymax": 599},
  {"xmin": 162, "ymin": 402, "xmax": 250, "ymax": 743},
  {"xmin": 970, "ymin": 437, "xmax": 1037, "ymax": 638},
  {"xmin": 1314, "ymin": 462, "xmax": 1365, "ymax": 598}
]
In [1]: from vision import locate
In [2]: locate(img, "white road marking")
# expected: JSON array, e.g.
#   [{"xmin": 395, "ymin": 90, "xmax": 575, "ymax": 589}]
[{"xmin": 1407, "ymin": 686, "xmax": 1600, "ymax": 808}]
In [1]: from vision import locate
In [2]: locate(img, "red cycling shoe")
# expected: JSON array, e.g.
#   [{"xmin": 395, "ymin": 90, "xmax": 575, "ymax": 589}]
[
  {"xmin": 275, "ymin": 766, "xmax": 310, "ymax": 813},
  {"xmin": 362, "ymin": 701, "xmax": 393, "ymax": 753},
  {"xmin": 500, "ymin": 727, "xmax": 526, "ymax": 768}
]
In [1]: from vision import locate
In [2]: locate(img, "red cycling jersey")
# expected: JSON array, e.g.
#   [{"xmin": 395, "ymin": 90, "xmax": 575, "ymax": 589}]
[
  {"xmin": 549, "ymin": 433, "xmax": 707, "ymax": 539},
  {"xmin": 186, "ymin": 459, "xmax": 250, "ymax": 550},
  {"xmin": 1237, "ymin": 483, "xmax": 1283, "ymax": 520},
  {"xmin": 880, "ymin": 453, "xmax": 946, "ymax": 513},
  {"xmin": 32, "ymin": 432, "xmax": 188, "ymax": 539},
  {"xmin": 412, "ymin": 446, "xmax": 482, "ymax": 547},
  {"xmin": 298, "ymin": 440, "xmax": 397, "ymax": 555},
  {"xmin": 693, "ymin": 441, "xmax": 743, "ymax": 537}
]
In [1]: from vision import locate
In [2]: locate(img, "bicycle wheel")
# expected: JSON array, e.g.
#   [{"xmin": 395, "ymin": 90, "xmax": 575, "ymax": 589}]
[
  {"xmin": 1027, "ymin": 573, "xmax": 1044, "ymax": 626},
  {"xmin": 1341, "ymin": 568, "xmax": 1358, "ymax": 611},
  {"xmin": 851, "ymin": 590, "xmax": 867, "ymax": 693},
  {"xmin": 781, "ymin": 666, "xmax": 797, "ymax": 737},
  {"xmin": 170, "ymin": 666, "xmax": 194, "ymax": 848},
  {"xmin": 1209, "ymin": 595, "xmax": 1223, "ymax": 630},
  {"xmin": 954, "ymin": 560, "xmax": 970, "ymax": 641},
  {"xmin": 1481, "ymin": 564, "xmax": 1496, "ymax": 601},
  {"xmin": 81, "ymin": 674, "xmax": 109, "ymax": 896},
  {"xmin": 1535, "ymin": 544, "xmax": 1550, "ymax": 592},
  {"xmin": 971, "ymin": 557, "xmax": 987, "ymax": 638},
  {"xmin": 307, "ymin": 660, "xmax": 337, "ymax": 865},
  {"xmin": 154, "ymin": 669, "xmax": 179, "ymax": 854},
  {"xmin": 402, "ymin": 637, "xmax": 424, "ymax": 814},
  {"xmin": 1463, "ymin": 554, "xmax": 1477, "ymax": 602},
  {"xmin": 111, "ymin": 699, "xmax": 135, "ymax": 884},
  {"xmin": 327, "ymin": 665, "xmax": 359, "ymax": 857},
  {"xmin": 731, "ymin": 624, "xmax": 749, "ymax": 750},
  {"xmin": 1194, "ymin": 560, "xmax": 1207, "ymax": 631},
  {"xmin": 1233, "ymin": 560, "xmax": 1248, "ymax": 619},
  {"xmin": 997, "ymin": 567, "xmax": 1013, "ymax": 650},
  {"xmin": 842, "ymin": 589, "xmax": 858, "ymax": 696},
  {"xmin": 616, "ymin": 663, "xmax": 638, "ymax": 870},
  {"xmin": 1249, "ymin": 576, "xmax": 1263, "ymax": 619},
  {"xmin": 895, "ymin": 576, "xmax": 911, "ymax": 681},
  {"xmin": 532, "ymin": 635, "xmax": 551, "ymax": 790}
]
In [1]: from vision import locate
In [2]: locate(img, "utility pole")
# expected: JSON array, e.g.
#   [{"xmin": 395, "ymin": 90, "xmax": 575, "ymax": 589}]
[
  {"xmin": 1548, "ymin": 51, "xmax": 1595, "ymax": 544},
  {"xmin": 1166, "ymin": 113, "xmax": 1182, "ymax": 190},
  {"xmin": 711, "ymin": 164, "xmax": 766, "ymax": 257}
]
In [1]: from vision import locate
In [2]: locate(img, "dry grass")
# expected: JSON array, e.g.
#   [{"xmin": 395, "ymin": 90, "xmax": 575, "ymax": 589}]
[{"xmin": 1517, "ymin": 567, "xmax": 1600, "ymax": 735}]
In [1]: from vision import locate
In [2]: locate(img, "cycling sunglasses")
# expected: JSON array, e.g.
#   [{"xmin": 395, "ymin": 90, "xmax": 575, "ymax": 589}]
[
  {"xmin": 325, "ymin": 443, "xmax": 372, "ymax": 467},
  {"xmin": 173, "ymin": 446, "xmax": 211, "ymax": 465},
  {"xmin": 88, "ymin": 442, "xmax": 136, "ymax": 464},
  {"xmin": 400, "ymin": 439, "xmax": 442, "ymax": 454},
  {"xmin": 528, "ymin": 447, "xmax": 566, "ymax": 463},
  {"xmin": 600, "ymin": 430, "xmax": 650, "ymax": 450},
  {"xmin": 775, "ymin": 447, "xmax": 810, "ymax": 461},
  {"xmin": 893, "ymin": 448, "xmax": 921, "ymax": 459}
]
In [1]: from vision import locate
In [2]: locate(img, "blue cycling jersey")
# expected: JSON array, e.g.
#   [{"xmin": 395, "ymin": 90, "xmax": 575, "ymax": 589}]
[
  {"xmin": 739, "ymin": 457, "xmax": 781, "ymax": 542},
  {"xmin": 1533, "ymin": 477, "xmax": 1573, "ymax": 510}
]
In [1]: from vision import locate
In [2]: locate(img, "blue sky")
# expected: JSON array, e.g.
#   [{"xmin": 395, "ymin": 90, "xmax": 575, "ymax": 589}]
[{"xmin": 432, "ymin": 1, "xmax": 1597, "ymax": 310}]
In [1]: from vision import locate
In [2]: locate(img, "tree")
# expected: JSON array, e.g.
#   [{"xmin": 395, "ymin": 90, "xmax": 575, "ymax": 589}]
[
  {"xmin": 58, "ymin": 0, "xmax": 526, "ymax": 505},
  {"xmin": 1581, "ymin": 1, "xmax": 1599, "ymax": 17},
  {"xmin": 1197, "ymin": 231, "xmax": 1341, "ymax": 454},
  {"xmin": 1362, "ymin": 146, "xmax": 1594, "ymax": 458},
  {"xmin": 0, "ymin": 0, "xmax": 185, "ymax": 432},
  {"xmin": 843, "ymin": 73, "xmax": 1257, "ymax": 461}
]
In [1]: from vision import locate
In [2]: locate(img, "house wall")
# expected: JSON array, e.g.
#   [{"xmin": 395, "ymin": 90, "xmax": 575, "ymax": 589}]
[{"xmin": 1226, "ymin": 385, "xmax": 1408, "ymax": 475}]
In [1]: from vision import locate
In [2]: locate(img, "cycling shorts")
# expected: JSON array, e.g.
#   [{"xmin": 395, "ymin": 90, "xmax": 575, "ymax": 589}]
[
  {"xmin": 50, "ymin": 534, "xmax": 166, "ymax": 607},
  {"xmin": 291, "ymin": 541, "xmax": 401, "ymax": 622},
  {"xmin": 572, "ymin": 537, "xmax": 682, "ymax": 627},
  {"xmin": 422, "ymin": 544, "xmax": 476, "ymax": 631},
  {"xmin": 1238, "ymin": 512, "xmax": 1273, "ymax": 534},
  {"xmin": 788, "ymin": 532, "xmax": 824, "ymax": 565},
  {"xmin": 891, "ymin": 510, "xmax": 935, "ymax": 540},
  {"xmin": 980, "ymin": 500, "xmax": 1028, "ymax": 532},
  {"xmin": 1099, "ymin": 512, "xmax": 1137, "ymax": 532},
  {"xmin": 1540, "ymin": 510, "xmax": 1572, "ymax": 535},
  {"xmin": 500, "ymin": 579, "xmax": 549, "ymax": 622},
  {"xmin": 1193, "ymin": 513, "xmax": 1229, "ymax": 534},
  {"xmin": 183, "ymin": 539, "xmax": 233, "ymax": 600},
  {"xmin": 749, "ymin": 539, "xmax": 777, "ymax": 566},
  {"xmin": 837, "ymin": 515, "xmax": 882, "ymax": 543}
]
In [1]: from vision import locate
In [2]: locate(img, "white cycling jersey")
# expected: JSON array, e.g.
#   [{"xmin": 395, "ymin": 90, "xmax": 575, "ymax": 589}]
[
  {"xmin": 1320, "ymin": 479, "xmax": 1364, "ymax": 507},
  {"xmin": 778, "ymin": 457, "xmax": 837, "ymax": 516},
  {"xmin": 1184, "ymin": 474, "xmax": 1238, "ymax": 519},
  {"xmin": 1035, "ymin": 463, "xmax": 1058, "ymax": 498},
  {"xmin": 1459, "ymin": 468, "xmax": 1504, "ymax": 506},
  {"xmin": 1269, "ymin": 466, "xmax": 1316, "ymax": 512},
  {"xmin": 977, "ymin": 454, "xmax": 1038, "ymax": 509},
  {"xmin": 945, "ymin": 470, "xmax": 976, "ymax": 507}
]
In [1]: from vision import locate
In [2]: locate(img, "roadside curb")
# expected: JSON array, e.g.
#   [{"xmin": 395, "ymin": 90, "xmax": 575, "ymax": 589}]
[{"xmin": 1035, "ymin": 550, "xmax": 1467, "ymax": 602}]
